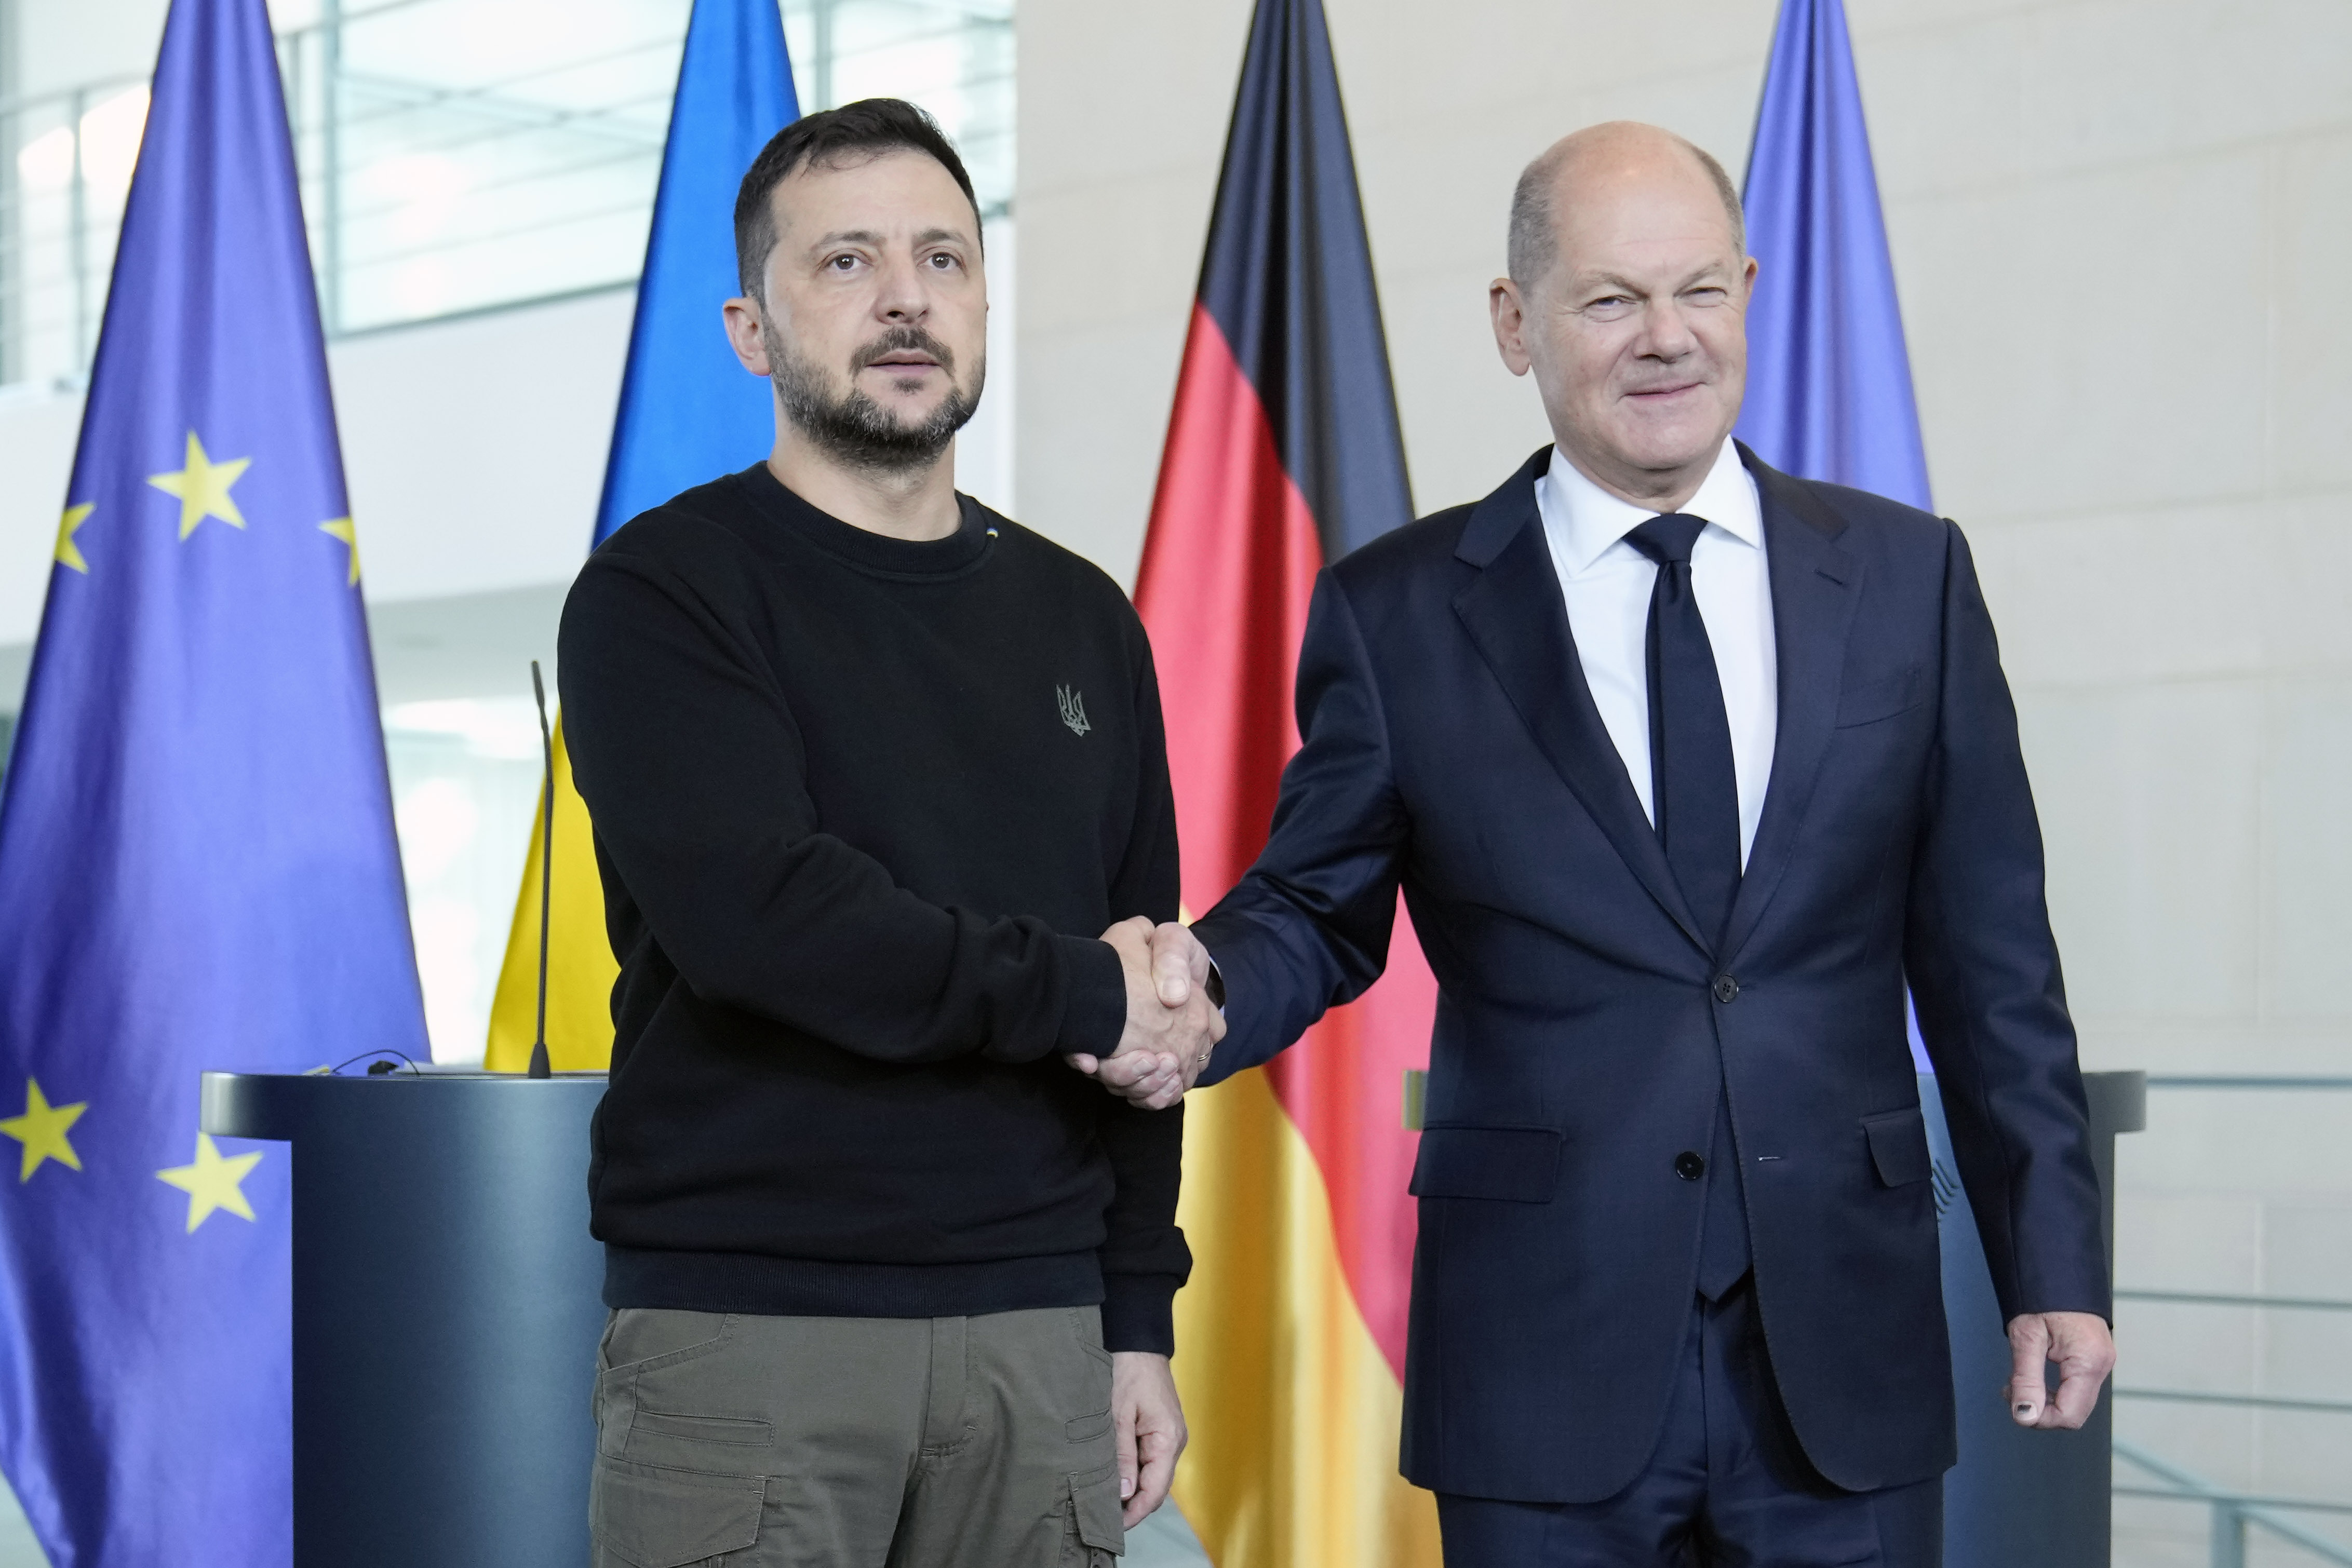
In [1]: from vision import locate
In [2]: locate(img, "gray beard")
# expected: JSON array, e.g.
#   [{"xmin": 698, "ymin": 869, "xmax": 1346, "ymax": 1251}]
[{"xmin": 767, "ymin": 322, "xmax": 984, "ymax": 476}]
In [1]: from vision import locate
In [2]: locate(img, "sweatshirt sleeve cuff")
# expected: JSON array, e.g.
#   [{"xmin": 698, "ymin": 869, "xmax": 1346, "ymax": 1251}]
[
  {"xmin": 1100, "ymin": 1270, "xmax": 1180, "ymax": 1357},
  {"xmin": 1047, "ymin": 934, "xmax": 1126, "ymax": 1061}
]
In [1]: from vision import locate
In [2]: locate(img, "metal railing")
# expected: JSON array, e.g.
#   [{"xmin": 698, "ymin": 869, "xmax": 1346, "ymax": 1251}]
[
  {"xmin": 0, "ymin": 0, "xmax": 1014, "ymax": 391},
  {"xmin": 2117, "ymin": 1439, "xmax": 2352, "ymax": 1567},
  {"xmin": 2113, "ymin": 1076, "xmax": 2352, "ymax": 1566}
]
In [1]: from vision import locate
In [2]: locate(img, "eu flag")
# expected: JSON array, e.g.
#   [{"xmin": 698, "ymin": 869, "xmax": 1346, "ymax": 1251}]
[{"xmin": 0, "ymin": 0, "xmax": 427, "ymax": 1561}]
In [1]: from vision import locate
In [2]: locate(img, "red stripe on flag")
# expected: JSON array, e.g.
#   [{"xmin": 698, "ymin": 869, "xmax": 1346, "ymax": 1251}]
[
  {"xmin": 1136, "ymin": 302, "xmax": 1436, "ymax": 1384},
  {"xmin": 1137, "ymin": 302, "xmax": 1323, "ymax": 907}
]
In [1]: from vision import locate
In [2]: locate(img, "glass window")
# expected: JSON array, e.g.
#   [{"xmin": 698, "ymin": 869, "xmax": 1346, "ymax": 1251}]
[{"xmin": 0, "ymin": 0, "xmax": 1016, "ymax": 384}]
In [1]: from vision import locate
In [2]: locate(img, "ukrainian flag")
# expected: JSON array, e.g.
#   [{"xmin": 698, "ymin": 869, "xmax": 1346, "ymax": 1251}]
[{"xmin": 486, "ymin": 0, "xmax": 796, "ymax": 1072}]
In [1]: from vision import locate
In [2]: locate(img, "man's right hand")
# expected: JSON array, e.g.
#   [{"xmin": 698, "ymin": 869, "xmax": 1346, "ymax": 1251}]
[{"xmin": 1065, "ymin": 917, "xmax": 1222, "ymax": 1111}]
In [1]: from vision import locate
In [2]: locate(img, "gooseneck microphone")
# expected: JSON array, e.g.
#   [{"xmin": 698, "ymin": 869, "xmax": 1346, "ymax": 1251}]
[{"xmin": 527, "ymin": 660, "xmax": 555, "ymax": 1080}]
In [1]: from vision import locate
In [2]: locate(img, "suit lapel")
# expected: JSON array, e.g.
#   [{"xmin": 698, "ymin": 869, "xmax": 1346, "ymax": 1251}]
[
  {"xmin": 1721, "ymin": 448, "xmax": 1863, "ymax": 964},
  {"xmin": 1453, "ymin": 453, "xmax": 1707, "ymax": 953}
]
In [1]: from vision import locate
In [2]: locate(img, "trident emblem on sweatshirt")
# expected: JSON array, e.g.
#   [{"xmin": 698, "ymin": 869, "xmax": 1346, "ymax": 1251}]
[{"xmin": 1056, "ymin": 685, "xmax": 1091, "ymax": 737}]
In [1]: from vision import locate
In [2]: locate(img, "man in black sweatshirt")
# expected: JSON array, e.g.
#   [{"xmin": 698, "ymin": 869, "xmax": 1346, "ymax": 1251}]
[{"xmin": 560, "ymin": 100, "xmax": 1216, "ymax": 1568}]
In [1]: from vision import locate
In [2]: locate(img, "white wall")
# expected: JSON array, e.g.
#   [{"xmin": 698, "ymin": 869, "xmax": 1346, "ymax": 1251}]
[
  {"xmin": 11, "ymin": 0, "xmax": 165, "ymax": 98},
  {"xmin": 1015, "ymin": 0, "xmax": 2352, "ymax": 1556}
]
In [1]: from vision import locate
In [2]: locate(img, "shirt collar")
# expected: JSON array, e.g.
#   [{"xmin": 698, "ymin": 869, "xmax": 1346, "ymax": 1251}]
[{"xmin": 1536, "ymin": 438, "xmax": 1763, "ymax": 576}]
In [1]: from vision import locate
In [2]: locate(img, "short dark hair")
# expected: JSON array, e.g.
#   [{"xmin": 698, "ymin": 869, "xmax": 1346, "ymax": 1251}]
[{"xmin": 732, "ymin": 98, "xmax": 983, "ymax": 300}]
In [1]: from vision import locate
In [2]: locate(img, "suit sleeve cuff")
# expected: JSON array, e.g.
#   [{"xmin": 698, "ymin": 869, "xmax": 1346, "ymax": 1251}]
[{"xmin": 1100, "ymin": 1270, "xmax": 1180, "ymax": 1357}]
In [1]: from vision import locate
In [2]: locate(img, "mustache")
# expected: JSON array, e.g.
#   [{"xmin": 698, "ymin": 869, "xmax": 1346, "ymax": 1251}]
[{"xmin": 852, "ymin": 326, "xmax": 956, "ymax": 375}]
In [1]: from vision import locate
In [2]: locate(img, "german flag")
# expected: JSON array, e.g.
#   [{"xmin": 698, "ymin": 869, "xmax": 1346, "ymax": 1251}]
[{"xmin": 1135, "ymin": 2, "xmax": 1439, "ymax": 1562}]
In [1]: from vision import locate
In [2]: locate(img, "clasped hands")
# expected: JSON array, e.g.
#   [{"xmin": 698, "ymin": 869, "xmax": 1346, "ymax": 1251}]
[{"xmin": 1065, "ymin": 917, "xmax": 1220, "ymax": 1111}]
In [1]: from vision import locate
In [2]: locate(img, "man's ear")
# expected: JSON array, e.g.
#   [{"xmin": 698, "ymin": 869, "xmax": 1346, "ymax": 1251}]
[
  {"xmin": 722, "ymin": 296, "xmax": 771, "ymax": 377},
  {"xmin": 1490, "ymin": 277, "xmax": 1534, "ymax": 378}
]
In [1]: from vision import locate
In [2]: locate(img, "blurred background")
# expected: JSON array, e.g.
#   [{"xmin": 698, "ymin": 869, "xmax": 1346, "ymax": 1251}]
[{"xmin": 0, "ymin": 0, "xmax": 2346, "ymax": 1563}]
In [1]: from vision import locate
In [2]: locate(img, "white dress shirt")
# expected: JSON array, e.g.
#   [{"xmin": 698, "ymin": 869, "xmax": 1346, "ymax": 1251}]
[{"xmin": 1535, "ymin": 439, "xmax": 1777, "ymax": 868}]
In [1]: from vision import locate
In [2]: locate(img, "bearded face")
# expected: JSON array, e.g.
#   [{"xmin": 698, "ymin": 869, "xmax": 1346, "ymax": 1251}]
[{"xmin": 765, "ymin": 316, "xmax": 985, "ymax": 476}]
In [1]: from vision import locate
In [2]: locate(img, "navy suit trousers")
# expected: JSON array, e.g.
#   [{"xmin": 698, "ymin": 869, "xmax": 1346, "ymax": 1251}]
[{"xmin": 1435, "ymin": 1284, "xmax": 1942, "ymax": 1567}]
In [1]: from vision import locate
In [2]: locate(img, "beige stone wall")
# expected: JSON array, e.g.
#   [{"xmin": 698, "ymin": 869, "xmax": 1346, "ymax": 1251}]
[{"xmin": 1016, "ymin": 2, "xmax": 2352, "ymax": 1559}]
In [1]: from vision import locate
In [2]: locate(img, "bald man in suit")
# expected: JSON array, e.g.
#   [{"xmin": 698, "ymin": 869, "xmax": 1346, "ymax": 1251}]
[{"xmin": 1102, "ymin": 123, "xmax": 2115, "ymax": 1566}]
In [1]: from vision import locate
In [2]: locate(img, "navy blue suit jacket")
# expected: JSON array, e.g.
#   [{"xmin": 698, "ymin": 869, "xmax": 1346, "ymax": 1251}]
[{"xmin": 1189, "ymin": 445, "xmax": 2109, "ymax": 1504}]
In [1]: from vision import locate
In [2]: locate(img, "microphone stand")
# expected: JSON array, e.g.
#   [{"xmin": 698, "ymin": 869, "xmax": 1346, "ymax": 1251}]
[{"xmin": 527, "ymin": 660, "xmax": 554, "ymax": 1079}]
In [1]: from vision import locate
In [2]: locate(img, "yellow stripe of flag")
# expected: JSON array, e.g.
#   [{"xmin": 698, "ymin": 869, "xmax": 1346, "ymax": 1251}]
[
  {"xmin": 1174, "ymin": 1068, "xmax": 1441, "ymax": 1566},
  {"xmin": 485, "ymin": 718, "xmax": 618, "ymax": 1072}
]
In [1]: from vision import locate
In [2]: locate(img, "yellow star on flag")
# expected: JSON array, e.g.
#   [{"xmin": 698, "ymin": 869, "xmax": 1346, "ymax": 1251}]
[
  {"xmin": 55, "ymin": 504, "xmax": 94, "ymax": 574},
  {"xmin": 156, "ymin": 1133, "xmax": 263, "ymax": 1233},
  {"xmin": 0, "ymin": 1079, "xmax": 87, "ymax": 1182},
  {"xmin": 318, "ymin": 517, "xmax": 361, "ymax": 586},
  {"xmin": 146, "ymin": 431, "xmax": 251, "ymax": 540}
]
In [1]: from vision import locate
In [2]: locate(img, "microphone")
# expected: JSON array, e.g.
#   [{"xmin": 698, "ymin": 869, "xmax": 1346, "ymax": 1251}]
[{"xmin": 527, "ymin": 660, "xmax": 555, "ymax": 1080}]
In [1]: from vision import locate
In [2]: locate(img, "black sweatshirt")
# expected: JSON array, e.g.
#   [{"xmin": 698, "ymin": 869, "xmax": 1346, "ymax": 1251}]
[{"xmin": 558, "ymin": 464, "xmax": 1190, "ymax": 1353}]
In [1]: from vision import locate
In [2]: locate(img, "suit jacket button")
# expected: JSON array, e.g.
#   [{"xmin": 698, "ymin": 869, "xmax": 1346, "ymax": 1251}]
[
  {"xmin": 1713, "ymin": 974, "xmax": 1740, "ymax": 1004},
  {"xmin": 1674, "ymin": 1151, "xmax": 1706, "ymax": 1181}
]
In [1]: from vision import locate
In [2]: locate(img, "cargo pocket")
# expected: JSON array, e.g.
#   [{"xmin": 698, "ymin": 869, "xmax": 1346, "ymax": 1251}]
[
  {"xmin": 1070, "ymin": 1306, "xmax": 1114, "ymax": 1369},
  {"xmin": 1060, "ymin": 1461, "xmax": 1125, "ymax": 1567},
  {"xmin": 633, "ymin": 1411, "xmax": 773, "ymax": 1448},
  {"xmin": 590, "ymin": 1454, "xmax": 764, "ymax": 1568}
]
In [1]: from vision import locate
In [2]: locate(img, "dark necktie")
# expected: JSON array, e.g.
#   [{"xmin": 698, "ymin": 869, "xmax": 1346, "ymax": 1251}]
[
  {"xmin": 1625, "ymin": 512, "xmax": 1751, "ymax": 1298},
  {"xmin": 1624, "ymin": 513, "xmax": 1742, "ymax": 943}
]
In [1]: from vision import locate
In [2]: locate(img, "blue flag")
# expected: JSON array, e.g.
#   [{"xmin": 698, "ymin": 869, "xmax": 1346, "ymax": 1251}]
[
  {"xmin": 0, "ymin": 0, "xmax": 427, "ymax": 1560},
  {"xmin": 1735, "ymin": 0, "xmax": 1932, "ymax": 513},
  {"xmin": 594, "ymin": 0, "xmax": 798, "ymax": 545}
]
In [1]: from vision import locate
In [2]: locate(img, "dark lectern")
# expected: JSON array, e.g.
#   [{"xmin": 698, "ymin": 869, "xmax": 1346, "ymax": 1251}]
[
  {"xmin": 201, "ymin": 1069, "xmax": 607, "ymax": 1568},
  {"xmin": 1928, "ymin": 1069, "xmax": 2146, "ymax": 1568}
]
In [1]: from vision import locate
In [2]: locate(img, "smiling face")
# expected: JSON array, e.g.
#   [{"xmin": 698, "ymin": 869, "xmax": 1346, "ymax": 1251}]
[
  {"xmin": 729, "ymin": 146, "xmax": 986, "ymax": 475},
  {"xmin": 1491, "ymin": 126, "xmax": 1755, "ymax": 509}
]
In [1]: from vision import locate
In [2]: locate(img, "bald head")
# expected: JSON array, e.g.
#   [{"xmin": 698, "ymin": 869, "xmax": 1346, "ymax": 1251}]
[{"xmin": 1508, "ymin": 122, "xmax": 1744, "ymax": 289}]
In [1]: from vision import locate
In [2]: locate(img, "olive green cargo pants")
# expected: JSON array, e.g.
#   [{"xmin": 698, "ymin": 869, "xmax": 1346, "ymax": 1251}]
[{"xmin": 590, "ymin": 1305, "xmax": 1125, "ymax": 1568}]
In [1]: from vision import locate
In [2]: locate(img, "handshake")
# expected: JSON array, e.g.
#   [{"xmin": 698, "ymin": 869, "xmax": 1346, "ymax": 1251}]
[{"xmin": 1065, "ymin": 917, "xmax": 1222, "ymax": 1111}]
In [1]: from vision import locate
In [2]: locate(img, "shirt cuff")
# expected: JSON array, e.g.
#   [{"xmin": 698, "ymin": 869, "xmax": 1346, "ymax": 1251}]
[{"xmin": 1100, "ymin": 1269, "xmax": 1180, "ymax": 1357}]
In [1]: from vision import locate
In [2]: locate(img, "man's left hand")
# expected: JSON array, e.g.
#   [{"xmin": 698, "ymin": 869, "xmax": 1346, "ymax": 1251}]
[
  {"xmin": 2004, "ymin": 1310, "xmax": 2115, "ymax": 1429},
  {"xmin": 1111, "ymin": 1350, "xmax": 1188, "ymax": 1528}
]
